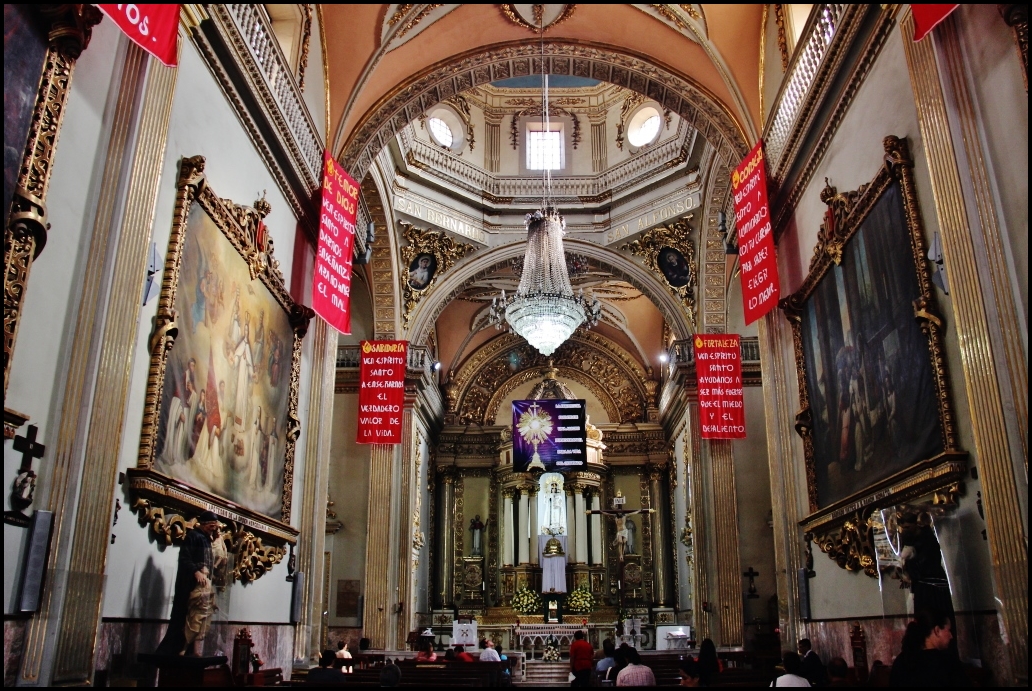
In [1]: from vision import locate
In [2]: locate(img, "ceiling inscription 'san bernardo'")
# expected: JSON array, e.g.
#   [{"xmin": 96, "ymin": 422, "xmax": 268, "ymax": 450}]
[{"xmin": 393, "ymin": 190, "xmax": 488, "ymax": 245}]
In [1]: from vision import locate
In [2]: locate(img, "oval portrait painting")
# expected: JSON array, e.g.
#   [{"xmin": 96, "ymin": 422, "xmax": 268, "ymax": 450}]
[
  {"xmin": 407, "ymin": 253, "xmax": 438, "ymax": 290},
  {"xmin": 658, "ymin": 246, "xmax": 692, "ymax": 288}
]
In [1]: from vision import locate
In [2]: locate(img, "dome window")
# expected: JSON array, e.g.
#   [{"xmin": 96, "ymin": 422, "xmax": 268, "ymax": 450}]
[
  {"xmin": 627, "ymin": 106, "xmax": 662, "ymax": 148},
  {"xmin": 427, "ymin": 117, "xmax": 454, "ymax": 148}
]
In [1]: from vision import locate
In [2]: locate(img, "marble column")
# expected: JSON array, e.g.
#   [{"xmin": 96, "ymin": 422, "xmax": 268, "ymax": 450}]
[
  {"xmin": 517, "ymin": 489, "xmax": 530, "ymax": 565},
  {"xmin": 649, "ymin": 468, "xmax": 672, "ymax": 606},
  {"xmin": 529, "ymin": 486, "xmax": 539, "ymax": 565},
  {"xmin": 590, "ymin": 493, "xmax": 603, "ymax": 565},
  {"xmin": 437, "ymin": 474, "xmax": 455, "ymax": 607},
  {"xmin": 502, "ymin": 489, "xmax": 514, "ymax": 567},
  {"xmin": 574, "ymin": 488, "xmax": 588, "ymax": 565},
  {"xmin": 565, "ymin": 488, "xmax": 577, "ymax": 563}
]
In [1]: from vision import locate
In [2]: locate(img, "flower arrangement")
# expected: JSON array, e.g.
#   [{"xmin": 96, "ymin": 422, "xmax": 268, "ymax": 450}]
[
  {"xmin": 565, "ymin": 585, "xmax": 594, "ymax": 614},
  {"xmin": 510, "ymin": 586, "xmax": 543, "ymax": 615},
  {"xmin": 542, "ymin": 636, "xmax": 561, "ymax": 661}
]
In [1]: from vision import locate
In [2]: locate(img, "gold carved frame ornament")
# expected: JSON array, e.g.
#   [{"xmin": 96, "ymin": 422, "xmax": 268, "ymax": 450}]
[
  {"xmin": 128, "ymin": 156, "xmax": 314, "ymax": 582},
  {"xmin": 780, "ymin": 136, "xmax": 966, "ymax": 577},
  {"xmin": 399, "ymin": 219, "xmax": 475, "ymax": 328},
  {"xmin": 622, "ymin": 215, "xmax": 698, "ymax": 330}
]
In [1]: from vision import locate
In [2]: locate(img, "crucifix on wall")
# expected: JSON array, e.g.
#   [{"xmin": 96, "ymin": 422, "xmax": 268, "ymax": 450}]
[{"xmin": 5, "ymin": 424, "xmax": 45, "ymax": 527}]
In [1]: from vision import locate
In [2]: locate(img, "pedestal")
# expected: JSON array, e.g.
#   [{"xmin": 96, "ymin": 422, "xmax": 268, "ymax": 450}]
[{"xmin": 137, "ymin": 654, "xmax": 231, "ymax": 688}]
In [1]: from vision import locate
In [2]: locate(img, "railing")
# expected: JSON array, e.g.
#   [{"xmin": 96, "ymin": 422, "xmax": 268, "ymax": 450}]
[
  {"xmin": 398, "ymin": 120, "xmax": 690, "ymax": 201},
  {"xmin": 764, "ymin": 4, "xmax": 848, "ymax": 172},
  {"xmin": 221, "ymin": 4, "xmax": 323, "ymax": 185},
  {"xmin": 336, "ymin": 344, "xmax": 435, "ymax": 377},
  {"xmin": 665, "ymin": 336, "xmax": 759, "ymax": 377}
]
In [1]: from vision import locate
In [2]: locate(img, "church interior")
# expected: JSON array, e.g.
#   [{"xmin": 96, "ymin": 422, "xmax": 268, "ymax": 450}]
[{"xmin": 3, "ymin": 3, "xmax": 1027, "ymax": 687}]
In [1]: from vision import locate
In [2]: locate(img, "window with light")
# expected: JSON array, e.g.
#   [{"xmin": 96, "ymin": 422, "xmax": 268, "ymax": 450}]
[
  {"xmin": 627, "ymin": 106, "xmax": 662, "ymax": 147},
  {"xmin": 427, "ymin": 117, "xmax": 454, "ymax": 148},
  {"xmin": 527, "ymin": 126, "xmax": 563, "ymax": 170}
]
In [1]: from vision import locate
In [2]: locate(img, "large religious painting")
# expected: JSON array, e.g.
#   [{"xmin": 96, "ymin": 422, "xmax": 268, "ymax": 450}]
[
  {"xmin": 130, "ymin": 157, "xmax": 312, "ymax": 552},
  {"xmin": 781, "ymin": 137, "xmax": 965, "ymax": 566}
]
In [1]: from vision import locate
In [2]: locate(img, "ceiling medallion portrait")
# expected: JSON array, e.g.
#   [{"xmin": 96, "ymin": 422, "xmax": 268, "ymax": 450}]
[
  {"xmin": 622, "ymin": 216, "xmax": 698, "ymax": 330},
  {"xmin": 500, "ymin": 4, "xmax": 577, "ymax": 32},
  {"xmin": 399, "ymin": 220, "xmax": 476, "ymax": 328}
]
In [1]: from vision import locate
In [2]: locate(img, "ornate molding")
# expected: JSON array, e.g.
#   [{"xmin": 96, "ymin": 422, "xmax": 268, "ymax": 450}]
[
  {"xmin": 621, "ymin": 215, "xmax": 697, "ymax": 330},
  {"xmin": 338, "ymin": 40, "xmax": 748, "ymax": 183},
  {"xmin": 4, "ymin": 4, "xmax": 103, "ymax": 399},
  {"xmin": 453, "ymin": 332, "xmax": 649, "ymax": 425},
  {"xmin": 499, "ymin": 4, "xmax": 577, "ymax": 32},
  {"xmin": 399, "ymin": 220, "xmax": 475, "ymax": 328}
]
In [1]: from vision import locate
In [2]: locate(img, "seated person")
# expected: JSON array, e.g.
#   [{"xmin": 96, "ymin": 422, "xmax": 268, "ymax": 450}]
[
  {"xmin": 453, "ymin": 645, "xmax": 475, "ymax": 662},
  {"xmin": 335, "ymin": 641, "xmax": 353, "ymax": 673},
  {"xmin": 307, "ymin": 650, "xmax": 346, "ymax": 684},
  {"xmin": 596, "ymin": 639, "xmax": 617, "ymax": 679},
  {"xmin": 774, "ymin": 652, "xmax": 811, "ymax": 687},
  {"xmin": 479, "ymin": 639, "xmax": 501, "ymax": 662},
  {"xmin": 415, "ymin": 641, "xmax": 437, "ymax": 662},
  {"xmin": 379, "ymin": 663, "xmax": 402, "ymax": 688},
  {"xmin": 827, "ymin": 657, "xmax": 853, "ymax": 687},
  {"xmin": 679, "ymin": 657, "xmax": 701, "ymax": 687}
]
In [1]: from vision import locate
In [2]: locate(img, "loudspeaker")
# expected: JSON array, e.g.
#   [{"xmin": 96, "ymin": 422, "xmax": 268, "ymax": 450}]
[
  {"xmin": 19, "ymin": 510, "xmax": 54, "ymax": 613},
  {"xmin": 290, "ymin": 571, "xmax": 305, "ymax": 623},
  {"xmin": 797, "ymin": 567, "xmax": 811, "ymax": 621}
]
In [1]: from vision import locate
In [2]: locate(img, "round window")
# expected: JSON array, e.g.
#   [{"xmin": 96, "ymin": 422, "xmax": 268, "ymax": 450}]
[
  {"xmin": 627, "ymin": 106, "xmax": 662, "ymax": 147},
  {"xmin": 427, "ymin": 117, "xmax": 454, "ymax": 148}
]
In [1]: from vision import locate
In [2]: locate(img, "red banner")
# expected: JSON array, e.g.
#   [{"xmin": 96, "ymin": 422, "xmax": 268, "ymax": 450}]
[
  {"xmin": 357, "ymin": 341, "xmax": 407, "ymax": 444},
  {"xmin": 912, "ymin": 4, "xmax": 959, "ymax": 41},
  {"xmin": 732, "ymin": 141, "xmax": 780, "ymax": 325},
  {"xmin": 696, "ymin": 334, "xmax": 745, "ymax": 439},
  {"xmin": 312, "ymin": 150, "xmax": 357, "ymax": 334},
  {"xmin": 97, "ymin": 5, "xmax": 180, "ymax": 67}
]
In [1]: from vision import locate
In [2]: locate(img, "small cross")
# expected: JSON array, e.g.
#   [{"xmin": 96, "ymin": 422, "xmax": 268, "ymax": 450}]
[
  {"xmin": 13, "ymin": 425, "xmax": 45, "ymax": 472},
  {"xmin": 742, "ymin": 566, "xmax": 760, "ymax": 599}
]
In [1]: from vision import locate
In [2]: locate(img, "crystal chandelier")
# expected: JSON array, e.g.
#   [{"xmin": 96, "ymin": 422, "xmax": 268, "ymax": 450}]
[{"xmin": 487, "ymin": 29, "xmax": 601, "ymax": 355}]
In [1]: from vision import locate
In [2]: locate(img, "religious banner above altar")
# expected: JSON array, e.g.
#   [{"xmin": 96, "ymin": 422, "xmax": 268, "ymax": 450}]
[
  {"xmin": 357, "ymin": 341, "xmax": 407, "ymax": 444},
  {"xmin": 696, "ymin": 334, "xmax": 746, "ymax": 439},
  {"xmin": 513, "ymin": 399, "xmax": 586, "ymax": 472},
  {"xmin": 312, "ymin": 150, "xmax": 357, "ymax": 334},
  {"xmin": 732, "ymin": 141, "xmax": 780, "ymax": 324}
]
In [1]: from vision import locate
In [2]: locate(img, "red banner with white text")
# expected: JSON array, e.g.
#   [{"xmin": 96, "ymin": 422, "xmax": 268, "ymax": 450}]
[
  {"xmin": 732, "ymin": 141, "xmax": 780, "ymax": 325},
  {"xmin": 312, "ymin": 150, "xmax": 357, "ymax": 334},
  {"xmin": 696, "ymin": 334, "xmax": 745, "ymax": 439},
  {"xmin": 97, "ymin": 5, "xmax": 180, "ymax": 67},
  {"xmin": 357, "ymin": 341, "xmax": 408, "ymax": 445}
]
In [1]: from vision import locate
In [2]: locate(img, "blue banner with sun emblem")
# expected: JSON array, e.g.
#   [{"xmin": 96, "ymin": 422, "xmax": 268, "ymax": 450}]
[{"xmin": 512, "ymin": 399, "xmax": 587, "ymax": 472}]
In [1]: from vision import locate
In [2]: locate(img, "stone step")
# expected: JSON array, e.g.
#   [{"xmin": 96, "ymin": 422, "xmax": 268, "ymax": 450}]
[{"xmin": 521, "ymin": 661, "xmax": 571, "ymax": 686}]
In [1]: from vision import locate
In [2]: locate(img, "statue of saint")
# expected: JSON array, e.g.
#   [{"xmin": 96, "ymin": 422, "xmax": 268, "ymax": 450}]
[
  {"xmin": 469, "ymin": 515, "xmax": 485, "ymax": 556},
  {"xmin": 155, "ymin": 511, "xmax": 222, "ymax": 656},
  {"xmin": 544, "ymin": 479, "xmax": 565, "ymax": 534}
]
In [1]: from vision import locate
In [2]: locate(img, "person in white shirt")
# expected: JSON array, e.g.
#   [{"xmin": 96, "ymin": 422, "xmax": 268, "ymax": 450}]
[
  {"xmin": 772, "ymin": 652, "xmax": 811, "ymax": 687},
  {"xmin": 479, "ymin": 639, "xmax": 501, "ymax": 662}
]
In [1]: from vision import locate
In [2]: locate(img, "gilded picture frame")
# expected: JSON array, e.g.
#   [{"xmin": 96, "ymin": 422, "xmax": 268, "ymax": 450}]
[
  {"xmin": 398, "ymin": 219, "xmax": 474, "ymax": 327},
  {"xmin": 128, "ymin": 156, "xmax": 313, "ymax": 559},
  {"xmin": 780, "ymin": 136, "xmax": 966, "ymax": 575},
  {"xmin": 621, "ymin": 215, "xmax": 697, "ymax": 329}
]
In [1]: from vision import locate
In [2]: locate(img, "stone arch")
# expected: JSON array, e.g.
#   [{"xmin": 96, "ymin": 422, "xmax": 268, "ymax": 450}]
[
  {"xmin": 483, "ymin": 366, "xmax": 621, "ymax": 425},
  {"xmin": 337, "ymin": 40, "xmax": 750, "ymax": 183},
  {"xmin": 452, "ymin": 332, "xmax": 650, "ymax": 426},
  {"xmin": 407, "ymin": 237, "xmax": 697, "ymax": 344}
]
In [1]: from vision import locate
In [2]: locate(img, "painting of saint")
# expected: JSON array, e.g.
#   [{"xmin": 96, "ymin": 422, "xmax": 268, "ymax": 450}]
[
  {"xmin": 153, "ymin": 204, "xmax": 294, "ymax": 517},
  {"xmin": 657, "ymin": 247, "xmax": 692, "ymax": 288},
  {"xmin": 800, "ymin": 181, "xmax": 943, "ymax": 507},
  {"xmin": 407, "ymin": 253, "xmax": 437, "ymax": 290}
]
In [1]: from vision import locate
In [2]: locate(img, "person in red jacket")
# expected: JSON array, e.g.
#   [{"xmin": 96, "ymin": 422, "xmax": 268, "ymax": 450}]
[
  {"xmin": 569, "ymin": 629, "xmax": 595, "ymax": 687},
  {"xmin": 453, "ymin": 645, "xmax": 475, "ymax": 662}
]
